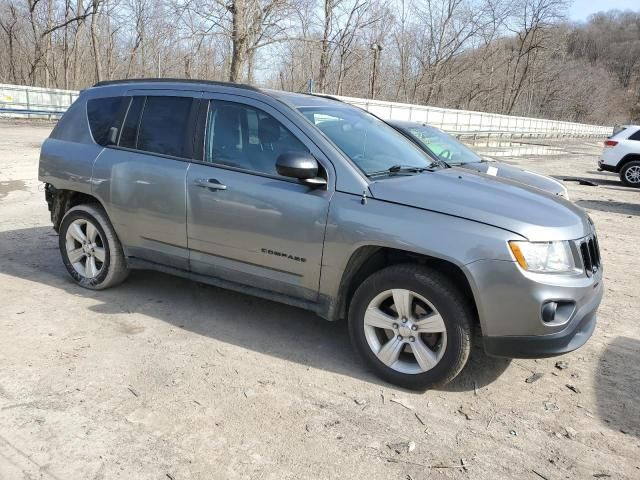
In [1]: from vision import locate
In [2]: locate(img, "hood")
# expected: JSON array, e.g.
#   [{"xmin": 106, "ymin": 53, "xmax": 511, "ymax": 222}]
[
  {"xmin": 459, "ymin": 160, "xmax": 567, "ymax": 196},
  {"xmin": 368, "ymin": 168, "xmax": 590, "ymax": 241}
]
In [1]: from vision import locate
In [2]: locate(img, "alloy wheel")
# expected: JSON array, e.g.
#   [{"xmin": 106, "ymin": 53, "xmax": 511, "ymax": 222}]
[
  {"xmin": 363, "ymin": 289, "xmax": 447, "ymax": 374},
  {"xmin": 65, "ymin": 218, "xmax": 106, "ymax": 278},
  {"xmin": 624, "ymin": 165, "xmax": 640, "ymax": 184}
]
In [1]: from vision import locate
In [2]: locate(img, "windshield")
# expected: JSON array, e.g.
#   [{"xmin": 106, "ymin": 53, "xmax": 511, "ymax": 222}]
[
  {"xmin": 297, "ymin": 106, "xmax": 435, "ymax": 175},
  {"xmin": 403, "ymin": 125, "xmax": 483, "ymax": 165}
]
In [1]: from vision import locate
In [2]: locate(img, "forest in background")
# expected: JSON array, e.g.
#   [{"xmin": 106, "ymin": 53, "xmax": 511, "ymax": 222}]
[{"xmin": 1, "ymin": 0, "xmax": 639, "ymax": 125}]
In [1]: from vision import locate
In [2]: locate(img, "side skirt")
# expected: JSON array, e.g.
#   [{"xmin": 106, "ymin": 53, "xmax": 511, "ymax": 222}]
[{"xmin": 126, "ymin": 257, "xmax": 333, "ymax": 320}]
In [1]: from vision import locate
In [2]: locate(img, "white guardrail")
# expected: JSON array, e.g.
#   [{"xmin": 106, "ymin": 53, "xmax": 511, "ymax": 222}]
[
  {"xmin": 0, "ymin": 83, "xmax": 78, "ymax": 119},
  {"xmin": 335, "ymin": 94, "xmax": 613, "ymax": 138},
  {"xmin": 0, "ymin": 83, "xmax": 612, "ymax": 138}
]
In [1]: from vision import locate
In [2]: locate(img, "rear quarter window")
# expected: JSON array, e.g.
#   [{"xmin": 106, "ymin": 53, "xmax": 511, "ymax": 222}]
[
  {"xmin": 628, "ymin": 129, "xmax": 640, "ymax": 141},
  {"xmin": 87, "ymin": 97, "xmax": 129, "ymax": 146}
]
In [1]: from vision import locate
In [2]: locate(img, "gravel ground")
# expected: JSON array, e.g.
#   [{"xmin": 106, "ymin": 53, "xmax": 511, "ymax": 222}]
[{"xmin": 0, "ymin": 119, "xmax": 638, "ymax": 480}]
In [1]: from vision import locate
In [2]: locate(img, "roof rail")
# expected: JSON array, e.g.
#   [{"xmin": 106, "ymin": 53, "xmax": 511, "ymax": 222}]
[
  {"xmin": 308, "ymin": 93, "xmax": 345, "ymax": 103},
  {"xmin": 92, "ymin": 78, "xmax": 260, "ymax": 91}
]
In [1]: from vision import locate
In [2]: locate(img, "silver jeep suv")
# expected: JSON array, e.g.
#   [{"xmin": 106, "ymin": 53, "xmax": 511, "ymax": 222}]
[{"xmin": 39, "ymin": 79, "xmax": 603, "ymax": 389}]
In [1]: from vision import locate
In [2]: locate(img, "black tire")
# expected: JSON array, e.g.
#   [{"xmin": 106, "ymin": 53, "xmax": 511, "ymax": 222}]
[
  {"xmin": 348, "ymin": 264, "xmax": 473, "ymax": 390},
  {"xmin": 620, "ymin": 161, "xmax": 640, "ymax": 188},
  {"xmin": 58, "ymin": 203, "xmax": 129, "ymax": 290}
]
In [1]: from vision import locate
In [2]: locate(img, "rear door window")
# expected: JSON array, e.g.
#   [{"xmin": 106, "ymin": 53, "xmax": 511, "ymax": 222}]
[
  {"xmin": 136, "ymin": 96, "xmax": 195, "ymax": 158},
  {"xmin": 87, "ymin": 97, "xmax": 129, "ymax": 146},
  {"xmin": 119, "ymin": 96, "xmax": 145, "ymax": 148}
]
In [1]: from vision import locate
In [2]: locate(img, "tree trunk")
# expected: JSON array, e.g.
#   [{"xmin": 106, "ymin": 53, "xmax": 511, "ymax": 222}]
[
  {"xmin": 229, "ymin": 1, "xmax": 247, "ymax": 82},
  {"xmin": 90, "ymin": 2, "xmax": 102, "ymax": 82},
  {"xmin": 318, "ymin": 0, "xmax": 333, "ymax": 93}
]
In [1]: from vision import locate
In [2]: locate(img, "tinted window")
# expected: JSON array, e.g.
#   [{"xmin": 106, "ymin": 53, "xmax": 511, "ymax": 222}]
[
  {"xmin": 137, "ymin": 96, "xmax": 194, "ymax": 157},
  {"xmin": 119, "ymin": 96, "xmax": 145, "ymax": 148},
  {"xmin": 205, "ymin": 100, "xmax": 309, "ymax": 176},
  {"xmin": 87, "ymin": 97, "xmax": 128, "ymax": 146},
  {"xmin": 611, "ymin": 125, "xmax": 627, "ymax": 137},
  {"xmin": 629, "ymin": 129, "xmax": 640, "ymax": 141},
  {"xmin": 406, "ymin": 125, "xmax": 482, "ymax": 165}
]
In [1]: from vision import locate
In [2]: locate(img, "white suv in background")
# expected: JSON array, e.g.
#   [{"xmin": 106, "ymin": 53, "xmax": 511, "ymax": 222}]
[{"xmin": 598, "ymin": 125, "xmax": 640, "ymax": 187}]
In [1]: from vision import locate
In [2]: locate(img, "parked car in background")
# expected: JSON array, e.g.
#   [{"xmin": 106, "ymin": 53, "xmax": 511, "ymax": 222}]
[
  {"xmin": 389, "ymin": 120, "xmax": 569, "ymax": 198},
  {"xmin": 39, "ymin": 79, "xmax": 602, "ymax": 390},
  {"xmin": 598, "ymin": 125, "xmax": 640, "ymax": 187}
]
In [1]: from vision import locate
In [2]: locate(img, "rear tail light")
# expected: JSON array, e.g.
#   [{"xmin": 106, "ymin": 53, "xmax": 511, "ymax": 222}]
[{"xmin": 604, "ymin": 140, "xmax": 618, "ymax": 147}]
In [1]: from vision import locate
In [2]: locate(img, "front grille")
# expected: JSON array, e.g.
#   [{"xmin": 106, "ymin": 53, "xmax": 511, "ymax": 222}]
[{"xmin": 579, "ymin": 235, "xmax": 601, "ymax": 276}]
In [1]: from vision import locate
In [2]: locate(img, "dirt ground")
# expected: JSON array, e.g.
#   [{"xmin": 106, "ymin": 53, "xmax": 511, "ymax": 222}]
[{"xmin": 0, "ymin": 119, "xmax": 638, "ymax": 480}]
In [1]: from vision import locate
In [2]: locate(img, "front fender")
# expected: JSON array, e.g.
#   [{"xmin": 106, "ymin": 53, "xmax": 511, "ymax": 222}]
[{"xmin": 319, "ymin": 192, "xmax": 522, "ymax": 308}]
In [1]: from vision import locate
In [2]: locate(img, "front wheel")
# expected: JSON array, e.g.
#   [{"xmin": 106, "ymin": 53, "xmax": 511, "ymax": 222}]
[
  {"xmin": 620, "ymin": 161, "xmax": 640, "ymax": 187},
  {"xmin": 348, "ymin": 264, "xmax": 473, "ymax": 390},
  {"xmin": 58, "ymin": 203, "xmax": 129, "ymax": 290}
]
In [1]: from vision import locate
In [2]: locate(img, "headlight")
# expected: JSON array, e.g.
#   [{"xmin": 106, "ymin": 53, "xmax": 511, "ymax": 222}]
[{"xmin": 508, "ymin": 241, "xmax": 577, "ymax": 273}]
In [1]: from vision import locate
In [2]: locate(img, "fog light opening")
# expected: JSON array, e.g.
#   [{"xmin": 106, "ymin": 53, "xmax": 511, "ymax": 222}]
[
  {"xmin": 541, "ymin": 300, "xmax": 576, "ymax": 325},
  {"xmin": 542, "ymin": 301, "xmax": 558, "ymax": 323}
]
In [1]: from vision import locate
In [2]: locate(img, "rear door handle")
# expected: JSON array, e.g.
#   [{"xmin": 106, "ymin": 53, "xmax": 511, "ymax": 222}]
[{"xmin": 194, "ymin": 178, "xmax": 227, "ymax": 191}]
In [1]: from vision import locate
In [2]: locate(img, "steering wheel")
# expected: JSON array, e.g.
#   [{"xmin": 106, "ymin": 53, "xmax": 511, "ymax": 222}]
[{"xmin": 439, "ymin": 149, "xmax": 452, "ymax": 160}]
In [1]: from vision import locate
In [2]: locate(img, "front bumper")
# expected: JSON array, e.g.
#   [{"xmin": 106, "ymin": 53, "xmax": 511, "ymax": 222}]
[
  {"xmin": 483, "ymin": 290, "xmax": 599, "ymax": 358},
  {"xmin": 465, "ymin": 257, "xmax": 603, "ymax": 359}
]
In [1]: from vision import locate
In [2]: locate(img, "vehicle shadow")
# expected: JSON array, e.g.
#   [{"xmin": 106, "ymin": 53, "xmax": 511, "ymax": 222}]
[
  {"xmin": 575, "ymin": 199, "xmax": 640, "ymax": 217},
  {"xmin": 595, "ymin": 336, "xmax": 640, "ymax": 437},
  {"xmin": 439, "ymin": 330, "xmax": 512, "ymax": 392},
  {"xmin": 0, "ymin": 225, "xmax": 504, "ymax": 392},
  {"xmin": 552, "ymin": 171, "xmax": 638, "ymax": 189}
]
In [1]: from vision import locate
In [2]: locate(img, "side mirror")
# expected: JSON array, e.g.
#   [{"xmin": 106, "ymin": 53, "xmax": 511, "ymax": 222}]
[{"xmin": 276, "ymin": 152, "xmax": 327, "ymax": 187}]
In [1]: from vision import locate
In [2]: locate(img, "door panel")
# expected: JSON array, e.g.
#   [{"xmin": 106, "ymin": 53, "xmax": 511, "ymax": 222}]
[
  {"xmin": 187, "ymin": 164, "xmax": 330, "ymax": 300},
  {"xmin": 91, "ymin": 90, "xmax": 199, "ymax": 270},
  {"xmin": 92, "ymin": 148, "xmax": 189, "ymax": 269},
  {"xmin": 186, "ymin": 95, "xmax": 332, "ymax": 301}
]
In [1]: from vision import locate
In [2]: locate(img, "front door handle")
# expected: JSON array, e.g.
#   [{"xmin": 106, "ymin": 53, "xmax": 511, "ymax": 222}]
[{"xmin": 194, "ymin": 178, "xmax": 227, "ymax": 191}]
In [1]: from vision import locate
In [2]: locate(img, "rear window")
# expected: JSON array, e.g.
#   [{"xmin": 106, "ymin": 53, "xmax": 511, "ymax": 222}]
[
  {"xmin": 137, "ymin": 96, "xmax": 194, "ymax": 158},
  {"xmin": 610, "ymin": 125, "xmax": 629, "ymax": 138},
  {"xmin": 87, "ymin": 97, "xmax": 128, "ymax": 146}
]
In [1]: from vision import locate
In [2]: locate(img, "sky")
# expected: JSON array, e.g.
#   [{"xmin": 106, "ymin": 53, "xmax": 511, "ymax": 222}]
[{"xmin": 568, "ymin": 0, "xmax": 640, "ymax": 22}]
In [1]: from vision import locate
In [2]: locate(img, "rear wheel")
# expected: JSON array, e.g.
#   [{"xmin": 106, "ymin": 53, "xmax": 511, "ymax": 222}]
[
  {"xmin": 620, "ymin": 161, "xmax": 640, "ymax": 187},
  {"xmin": 58, "ymin": 204, "xmax": 129, "ymax": 290},
  {"xmin": 348, "ymin": 264, "xmax": 473, "ymax": 390}
]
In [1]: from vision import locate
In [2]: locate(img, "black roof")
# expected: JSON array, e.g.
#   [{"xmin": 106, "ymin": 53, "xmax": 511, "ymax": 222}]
[{"xmin": 93, "ymin": 78, "xmax": 260, "ymax": 91}]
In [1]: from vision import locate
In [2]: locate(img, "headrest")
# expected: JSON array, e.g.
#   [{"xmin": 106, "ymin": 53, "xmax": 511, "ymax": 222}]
[
  {"xmin": 214, "ymin": 106, "xmax": 241, "ymax": 146},
  {"xmin": 259, "ymin": 116, "xmax": 281, "ymax": 144}
]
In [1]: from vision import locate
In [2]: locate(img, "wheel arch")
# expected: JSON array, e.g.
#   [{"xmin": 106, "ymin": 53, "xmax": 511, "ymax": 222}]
[
  {"xmin": 618, "ymin": 153, "xmax": 640, "ymax": 171},
  {"xmin": 45, "ymin": 184, "xmax": 107, "ymax": 232},
  {"xmin": 332, "ymin": 245, "xmax": 479, "ymax": 326}
]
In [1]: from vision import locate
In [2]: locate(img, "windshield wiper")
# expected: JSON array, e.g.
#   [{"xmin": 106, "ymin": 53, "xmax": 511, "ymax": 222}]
[
  {"xmin": 432, "ymin": 158, "xmax": 451, "ymax": 169},
  {"xmin": 368, "ymin": 164, "xmax": 434, "ymax": 177}
]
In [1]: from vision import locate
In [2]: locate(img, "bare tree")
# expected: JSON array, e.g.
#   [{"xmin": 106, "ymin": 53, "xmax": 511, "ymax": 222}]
[{"xmin": 0, "ymin": 0, "xmax": 638, "ymax": 123}]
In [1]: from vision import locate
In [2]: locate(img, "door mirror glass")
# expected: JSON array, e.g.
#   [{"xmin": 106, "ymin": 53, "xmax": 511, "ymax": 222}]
[{"xmin": 276, "ymin": 152, "xmax": 319, "ymax": 179}]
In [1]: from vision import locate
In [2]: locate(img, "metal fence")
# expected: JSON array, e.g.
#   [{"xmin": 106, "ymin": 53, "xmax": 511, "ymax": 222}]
[{"xmin": 0, "ymin": 83, "xmax": 612, "ymax": 138}]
